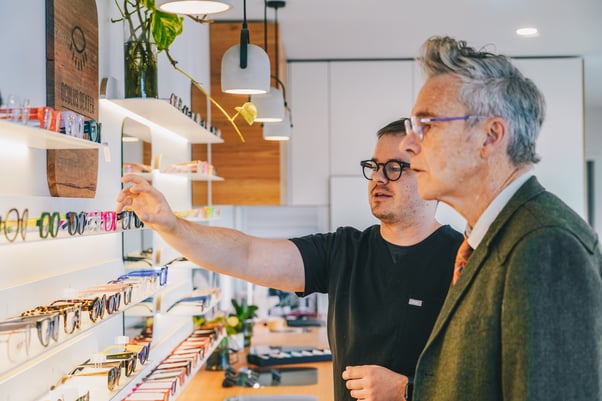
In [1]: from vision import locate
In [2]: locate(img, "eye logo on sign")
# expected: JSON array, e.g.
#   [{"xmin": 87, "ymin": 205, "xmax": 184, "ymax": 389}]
[{"xmin": 70, "ymin": 25, "xmax": 87, "ymax": 70}]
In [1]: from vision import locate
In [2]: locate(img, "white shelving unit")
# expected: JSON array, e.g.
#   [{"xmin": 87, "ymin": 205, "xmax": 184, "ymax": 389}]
[
  {"xmin": 0, "ymin": 120, "xmax": 103, "ymax": 149},
  {"xmin": 0, "ymin": 118, "xmax": 123, "ymax": 401},
  {"xmin": 102, "ymin": 97, "xmax": 225, "ymax": 400},
  {"xmin": 0, "ymin": 98, "xmax": 224, "ymax": 401}
]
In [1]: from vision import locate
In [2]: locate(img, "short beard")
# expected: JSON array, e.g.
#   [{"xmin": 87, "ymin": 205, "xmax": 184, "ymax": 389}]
[{"xmin": 372, "ymin": 208, "xmax": 398, "ymax": 225}]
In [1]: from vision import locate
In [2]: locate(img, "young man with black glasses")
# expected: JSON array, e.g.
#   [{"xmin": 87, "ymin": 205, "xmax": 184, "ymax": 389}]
[{"xmin": 116, "ymin": 118, "xmax": 463, "ymax": 401}]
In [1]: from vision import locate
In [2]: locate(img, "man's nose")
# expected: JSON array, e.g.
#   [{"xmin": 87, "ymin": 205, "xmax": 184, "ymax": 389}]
[{"xmin": 401, "ymin": 132, "xmax": 421, "ymax": 157}]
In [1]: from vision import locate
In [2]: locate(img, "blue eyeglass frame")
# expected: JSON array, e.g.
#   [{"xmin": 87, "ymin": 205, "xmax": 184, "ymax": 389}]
[
  {"xmin": 118, "ymin": 266, "xmax": 169, "ymax": 286},
  {"xmin": 405, "ymin": 115, "xmax": 489, "ymax": 140}
]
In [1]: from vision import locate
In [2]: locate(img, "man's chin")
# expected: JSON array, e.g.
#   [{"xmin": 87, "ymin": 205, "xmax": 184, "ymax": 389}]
[{"xmin": 415, "ymin": 178, "xmax": 437, "ymax": 201}]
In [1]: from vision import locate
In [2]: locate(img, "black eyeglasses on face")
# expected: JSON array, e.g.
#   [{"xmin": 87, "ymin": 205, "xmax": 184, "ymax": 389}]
[{"xmin": 360, "ymin": 159, "xmax": 411, "ymax": 182}]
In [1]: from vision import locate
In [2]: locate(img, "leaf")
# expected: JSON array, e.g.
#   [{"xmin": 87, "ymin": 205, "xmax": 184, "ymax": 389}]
[
  {"xmin": 151, "ymin": 10, "xmax": 183, "ymax": 51},
  {"xmin": 231, "ymin": 298, "xmax": 241, "ymax": 314},
  {"xmin": 235, "ymin": 102, "xmax": 257, "ymax": 125}
]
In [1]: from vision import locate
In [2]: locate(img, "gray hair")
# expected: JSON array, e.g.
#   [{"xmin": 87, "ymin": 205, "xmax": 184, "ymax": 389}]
[{"xmin": 419, "ymin": 36, "xmax": 545, "ymax": 166}]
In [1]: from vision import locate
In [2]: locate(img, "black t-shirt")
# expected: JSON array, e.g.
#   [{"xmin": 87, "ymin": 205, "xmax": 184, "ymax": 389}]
[{"xmin": 290, "ymin": 225, "xmax": 462, "ymax": 401}]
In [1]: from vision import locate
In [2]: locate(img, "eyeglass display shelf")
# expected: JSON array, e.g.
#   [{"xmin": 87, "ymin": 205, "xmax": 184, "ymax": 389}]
[
  {"xmin": 130, "ymin": 170, "xmax": 224, "ymax": 182},
  {"xmin": 163, "ymin": 288, "xmax": 221, "ymax": 316},
  {"xmin": 125, "ymin": 272, "xmax": 220, "ymax": 317},
  {"xmin": 0, "ymin": 280, "xmax": 164, "ymax": 382},
  {"xmin": 0, "ymin": 119, "xmax": 102, "ymax": 149},
  {"xmin": 99, "ymin": 98, "xmax": 224, "ymax": 144},
  {"xmin": 0, "ymin": 224, "xmax": 145, "ymax": 247},
  {"xmin": 33, "ymin": 323, "xmax": 226, "ymax": 401},
  {"xmin": 110, "ymin": 326, "xmax": 226, "ymax": 401}
]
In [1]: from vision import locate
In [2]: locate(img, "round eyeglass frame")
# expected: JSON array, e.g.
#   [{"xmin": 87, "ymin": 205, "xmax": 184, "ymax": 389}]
[{"xmin": 360, "ymin": 159, "xmax": 411, "ymax": 182}]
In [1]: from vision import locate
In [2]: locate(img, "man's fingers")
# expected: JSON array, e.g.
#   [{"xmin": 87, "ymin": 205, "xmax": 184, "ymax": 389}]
[{"xmin": 343, "ymin": 365, "xmax": 361, "ymax": 380}]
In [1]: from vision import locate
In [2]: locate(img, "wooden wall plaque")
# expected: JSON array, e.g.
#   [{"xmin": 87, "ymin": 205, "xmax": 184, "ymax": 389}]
[{"xmin": 45, "ymin": 0, "xmax": 99, "ymax": 198}]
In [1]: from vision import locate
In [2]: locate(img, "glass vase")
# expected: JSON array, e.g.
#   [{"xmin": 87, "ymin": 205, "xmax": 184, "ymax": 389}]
[{"xmin": 123, "ymin": 39, "xmax": 158, "ymax": 98}]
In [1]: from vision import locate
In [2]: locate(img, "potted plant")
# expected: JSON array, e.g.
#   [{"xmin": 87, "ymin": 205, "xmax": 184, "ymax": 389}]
[
  {"xmin": 113, "ymin": 0, "xmax": 183, "ymax": 98},
  {"xmin": 196, "ymin": 298, "xmax": 258, "ymax": 348},
  {"xmin": 112, "ymin": 0, "xmax": 254, "ymax": 141}
]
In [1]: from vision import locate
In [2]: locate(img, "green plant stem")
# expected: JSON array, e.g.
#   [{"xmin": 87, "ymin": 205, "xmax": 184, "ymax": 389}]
[{"xmin": 165, "ymin": 50, "xmax": 246, "ymax": 143}]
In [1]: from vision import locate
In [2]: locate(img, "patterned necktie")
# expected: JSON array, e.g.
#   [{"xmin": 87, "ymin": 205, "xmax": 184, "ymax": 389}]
[{"xmin": 452, "ymin": 237, "xmax": 474, "ymax": 285}]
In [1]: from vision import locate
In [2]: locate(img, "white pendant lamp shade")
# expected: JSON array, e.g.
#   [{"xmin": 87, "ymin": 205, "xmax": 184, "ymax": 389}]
[
  {"xmin": 263, "ymin": 112, "xmax": 291, "ymax": 141},
  {"xmin": 251, "ymin": 87, "xmax": 285, "ymax": 122},
  {"xmin": 157, "ymin": 0, "xmax": 233, "ymax": 15},
  {"xmin": 221, "ymin": 44, "xmax": 270, "ymax": 94}
]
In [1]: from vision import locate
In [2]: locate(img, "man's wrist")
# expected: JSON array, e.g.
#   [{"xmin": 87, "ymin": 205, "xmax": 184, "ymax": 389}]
[{"xmin": 405, "ymin": 381, "xmax": 413, "ymax": 400}]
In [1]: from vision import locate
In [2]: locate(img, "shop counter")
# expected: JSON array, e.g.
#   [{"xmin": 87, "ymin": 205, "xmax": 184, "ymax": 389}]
[{"xmin": 177, "ymin": 323, "xmax": 334, "ymax": 401}]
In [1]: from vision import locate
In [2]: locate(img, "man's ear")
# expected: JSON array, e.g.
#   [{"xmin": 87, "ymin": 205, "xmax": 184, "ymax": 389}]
[{"xmin": 481, "ymin": 117, "xmax": 507, "ymax": 157}]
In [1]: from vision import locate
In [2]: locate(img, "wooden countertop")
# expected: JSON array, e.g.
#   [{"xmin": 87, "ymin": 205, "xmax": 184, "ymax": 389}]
[{"xmin": 177, "ymin": 323, "xmax": 334, "ymax": 401}]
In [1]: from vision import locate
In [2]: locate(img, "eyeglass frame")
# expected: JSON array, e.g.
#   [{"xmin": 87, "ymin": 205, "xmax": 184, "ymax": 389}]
[
  {"xmin": 37, "ymin": 211, "xmax": 61, "ymax": 239},
  {"xmin": 21, "ymin": 303, "xmax": 82, "ymax": 335},
  {"xmin": 404, "ymin": 115, "xmax": 489, "ymax": 141},
  {"xmin": 1, "ymin": 208, "xmax": 29, "ymax": 242},
  {"xmin": 117, "ymin": 210, "xmax": 144, "ymax": 230},
  {"xmin": 55, "ymin": 365, "xmax": 121, "ymax": 391},
  {"xmin": 82, "ymin": 353, "xmax": 137, "ymax": 377},
  {"xmin": 60, "ymin": 211, "xmax": 87, "ymax": 236},
  {"xmin": 86, "ymin": 283, "xmax": 134, "ymax": 306},
  {"xmin": 360, "ymin": 159, "xmax": 411, "ymax": 182},
  {"xmin": 119, "ymin": 266, "xmax": 169, "ymax": 287},
  {"xmin": 7, "ymin": 312, "xmax": 60, "ymax": 347},
  {"xmin": 52, "ymin": 295, "xmax": 106, "ymax": 323},
  {"xmin": 103, "ymin": 342, "xmax": 151, "ymax": 365}
]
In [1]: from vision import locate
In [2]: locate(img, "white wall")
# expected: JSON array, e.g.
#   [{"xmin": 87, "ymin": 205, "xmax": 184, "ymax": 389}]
[{"xmin": 288, "ymin": 57, "xmax": 587, "ymax": 234}]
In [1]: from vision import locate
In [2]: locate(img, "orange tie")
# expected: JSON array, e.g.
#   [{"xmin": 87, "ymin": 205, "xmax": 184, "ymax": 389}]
[{"xmin": 452, "ymin": 237, "xmax": 473, "ymax": 285}]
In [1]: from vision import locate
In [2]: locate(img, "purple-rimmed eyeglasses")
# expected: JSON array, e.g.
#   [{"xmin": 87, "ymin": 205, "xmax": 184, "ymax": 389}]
[{"xmin": 404, "ymin": 115, "xmax": 489, "ymax": 141}]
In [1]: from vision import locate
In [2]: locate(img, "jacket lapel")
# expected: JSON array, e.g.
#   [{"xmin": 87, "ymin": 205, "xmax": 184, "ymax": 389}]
[{"xmin": 425, "ymin": 177, "xmax": 546, "ymax": 345}]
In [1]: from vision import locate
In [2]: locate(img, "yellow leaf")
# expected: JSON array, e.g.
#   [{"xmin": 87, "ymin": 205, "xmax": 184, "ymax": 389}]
[{"xmin": 234, "ymin": 102, "xmax": 257, "ymax": 125}]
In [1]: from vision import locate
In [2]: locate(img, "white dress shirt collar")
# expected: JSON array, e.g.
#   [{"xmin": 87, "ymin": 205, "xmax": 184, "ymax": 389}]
[{"xmin": 466, "ymin": 171, "xmax": 535, "ymax": 249}]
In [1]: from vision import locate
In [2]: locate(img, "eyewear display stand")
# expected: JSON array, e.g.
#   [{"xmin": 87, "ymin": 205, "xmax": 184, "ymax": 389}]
[{"xmin": 0, "ymin": 97, "xmax": 224, "ymax": 401}]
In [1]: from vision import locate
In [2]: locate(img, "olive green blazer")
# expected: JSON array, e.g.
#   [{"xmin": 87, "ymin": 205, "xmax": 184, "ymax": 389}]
[{"xmin": 413, "ymin": 177, "xmax": 602, "ymax": 401}]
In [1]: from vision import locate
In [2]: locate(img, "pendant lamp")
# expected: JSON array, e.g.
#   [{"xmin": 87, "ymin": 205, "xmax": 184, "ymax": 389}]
[
  {"xmin": 252, "ymin": 86, "xmax": 285, "ymax": 122},
  {"xmin": 221, "ymin": 0, "xmax": 270, "ymax": 94},
  {"xmin": 251, "ymin": 0, "xmax": 287, "ymax": 122},
  {"xmin": 263, "ymin": 109, "xmax": 292, "ymax": 141},
  {"xmin": 157, "ymin": 0, "xmax": 233, "ymax": 15}
]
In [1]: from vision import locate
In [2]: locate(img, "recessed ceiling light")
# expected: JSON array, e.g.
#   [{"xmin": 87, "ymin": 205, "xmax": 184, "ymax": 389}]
[{"xmin": 516, "ymin": 27, "xmax": 539, "ymax": 38}]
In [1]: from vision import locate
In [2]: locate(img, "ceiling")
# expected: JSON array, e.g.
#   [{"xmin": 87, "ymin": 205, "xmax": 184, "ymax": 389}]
[{"xmin": 213, "ymin": 0, "xmax": 602, "ymax": 112}]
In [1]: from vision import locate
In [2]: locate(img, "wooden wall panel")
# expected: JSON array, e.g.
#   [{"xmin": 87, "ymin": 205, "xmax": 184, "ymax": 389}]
[{"xmin": 191, "ymin": 21, "xmax": 285, "ymax": 206}]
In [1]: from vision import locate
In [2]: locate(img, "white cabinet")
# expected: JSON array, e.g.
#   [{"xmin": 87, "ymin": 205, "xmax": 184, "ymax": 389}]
[
  {"xmin": 288, "ymin": 60, "xmax": 415, "ymax": 207},
  {"xmin": 288, "ymin": 60, "xmax": 414, "ymax": 231}
]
